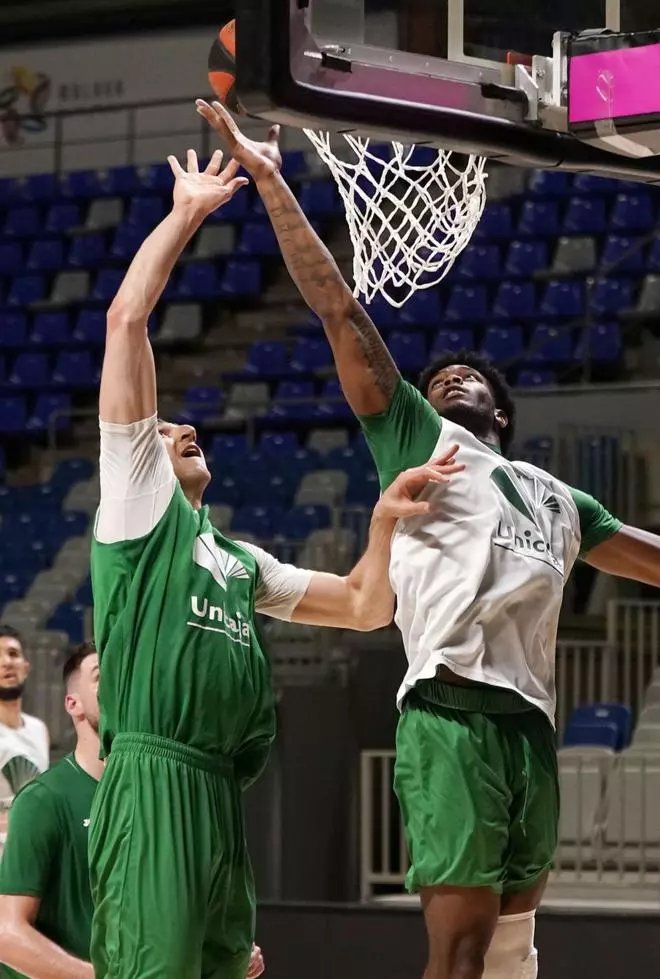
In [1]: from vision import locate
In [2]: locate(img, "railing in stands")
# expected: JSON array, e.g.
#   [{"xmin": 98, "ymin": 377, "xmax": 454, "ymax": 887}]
[{"xmin": 607, "ymin": 599, "xmax": 660, "ymax": 719}]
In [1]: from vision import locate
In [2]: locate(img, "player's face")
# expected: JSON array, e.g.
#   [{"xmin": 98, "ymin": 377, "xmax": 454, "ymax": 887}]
[
  {"xmin": 158, "ymin": 421, "xmax": 211, "ymax": 498},
  {"xmin": 425, "ymin": 364, "xmax": 506, "ymax": 440},
  {"xmin": 65, "ymin": 653, "xmax": 100, "ymax": 732},
  {"xmin": 0, "ymin": 635, "xmax": 29, "ymax": 699}
]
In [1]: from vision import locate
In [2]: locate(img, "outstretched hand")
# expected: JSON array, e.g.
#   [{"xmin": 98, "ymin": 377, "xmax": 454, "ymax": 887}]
[
  {"xmin": 374, "ymin": 445, "xmax": 464, "ymax": 522},
  {"xmin": 196, "ymin": 99, "xmax": 282, "ymax": 183},
  {"xmin": 168, "ymin": 148, "xmax": 249, "ymax": 216}
]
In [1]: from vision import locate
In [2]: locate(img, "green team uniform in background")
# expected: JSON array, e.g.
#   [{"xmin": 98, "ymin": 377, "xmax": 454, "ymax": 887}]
[
  {"xmin": 91, "ymin": 481, "xmax": 278, "ymax": 979},
  {"xmin": 0, "ymin": 754, "xmax": 97, "ymax": 978},
  {"xmin": 359, "ymin": 379, "xmax": 621, "ymax": 894}
]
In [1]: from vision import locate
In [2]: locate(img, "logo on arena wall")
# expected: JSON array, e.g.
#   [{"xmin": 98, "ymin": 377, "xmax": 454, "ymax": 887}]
[
  {"xmin": 192, "ymin": 533, "xmax": 250, "ymax": 591},
  {"xmin": 490, "ymin": 465, "xmax": 563, "ymax": 572},
  {"xmin": 0, "ymin": 66, "xmax": 51, "ymax": 146}
]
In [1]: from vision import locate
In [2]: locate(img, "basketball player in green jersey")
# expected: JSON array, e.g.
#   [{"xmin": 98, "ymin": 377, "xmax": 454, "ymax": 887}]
[
  {"xmin": 199, "ymin": 99, "xmax": 660, "ymax": 979},
  {"xmin": 90, "ymin": 143, "xmax": 463, "ymax": 979}
]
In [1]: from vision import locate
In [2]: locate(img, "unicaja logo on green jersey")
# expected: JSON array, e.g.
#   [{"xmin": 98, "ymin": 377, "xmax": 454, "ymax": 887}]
[
  {"xmin": 490, "ymin": 466, "xmax": 563, "ymax": 572},
  {"xmin": 188, "ymin": 533, "xmax": 252, "ymax": 645}
]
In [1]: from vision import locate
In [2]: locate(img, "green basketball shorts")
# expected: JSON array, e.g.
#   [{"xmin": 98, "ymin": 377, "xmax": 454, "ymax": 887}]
[
  {"xmin": 89, "ymin": 734, "xmax": 255, "ymax": 979},
  {"xmin": 394, "ymin": 679, "xmax": 559, "ymax": 895}
]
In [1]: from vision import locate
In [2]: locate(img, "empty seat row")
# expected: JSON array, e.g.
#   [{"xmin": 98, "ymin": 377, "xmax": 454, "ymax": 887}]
[{"xmin": 475, "ymin": 193, "xmax": 659, "ymax": 239}]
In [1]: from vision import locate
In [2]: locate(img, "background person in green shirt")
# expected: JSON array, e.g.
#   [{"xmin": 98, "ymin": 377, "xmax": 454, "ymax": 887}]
[{"xmin": 0, "ymin": 642, "xmax": 100, "ymax": 979}]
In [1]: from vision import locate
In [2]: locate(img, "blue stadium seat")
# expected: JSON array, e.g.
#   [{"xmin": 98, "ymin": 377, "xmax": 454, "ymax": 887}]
[
  {"xmin": 127, "ymin": 196, "xmax": 165, "ymax": 229},
  {"xmin": 563, "ymin": 197, "xmax": 607, "ymax": 234},
  {"xmin": 324, "ymin": 445, "xmax": 365, "ymax": 476},
  {"xmin": 398, "ymin": 289, "xmax": 442, "ymax": 326},
  {"xmin": 73, "ymin": 309, "xmax": 106, "ymax": 344},
  {"xmin": 0, "ymin": 396, "xmax": 27, "ymax": 432},
  {"xmin": 75, "ymin": 577, "xmax": 93, "ymax": 605},
  {"xmin": 473, "ymin": 203, "xmax": 513, "ymax": 240},
  {"xmin": 590, "ymin": 278, "xmax": 634, "ymax": 314},
  {"xmin": 572, "ymin": 174, "xmax": 618, "ymax": 194},
  {"xmin": 599, "ymin": 234, "xmax": 644, "ymax": 273},
  {"xmin": 528, "ymin": 324, "xmax": 573, "ymax": 363},
  {"xmin": 219, "ymin": 261, "xmax": 261, "ymax": 296},
  {"xmin": 516, "ymin": 369, "xmax": 556, "ymax": 387},
  {"xmin": 92, "ymin": 269, "xmax": 124, "ymax": 302},
  {"xmin": 0, "ymin": 572, "xmax": 31, "ymax": 601},
  {"xmin": 567, "ymin": 703, "xmax": 631, "ymax": 751},
  {"xmin": 47, "ymin": 603, "xmax": 86, "ymax": 644},
  {"xmin": 646, "ymin": 236, "xmax": 660, "ymax": 272},
  {"xmin": 50, "ymin": 458, "xmax": 95, "ymax": 490},
  {"xmin": 0, "ymin": 243, "xmax": 22, "ymax": 276},
  {"xmin": 242, "ymin": 474, "xmax": 293, "ymax": 507},
  {"xmin": 275, "ymin": 380, "xmax": 315, "ymax": 401},
  {"xmin": 290, "ymin": 338, "xmax": 332, "ymax": 373},
  {"xmin": 110, "ymin": 223, "xmax": 144, "ymax": 261},
  {"xmin": 30, "ymin": 312, "xmax": 71, "ymax": 345},
  {"xmin": 297, "ymin": 181, "xmax": 339, "ymax": 215},
  {"xmin": 345, "ymin": 470, "xmax": 380, "ymax": 506},
  {"xmin": 364, "ymin": 296, "xmax": 400, "ymax": 329},
  {"xmin": 578, "ymin": 322, "xmax": 621, "ymax": 362},
  {"xmin": 236, "ymin": 222, "xmax": 279, "ymax": 255},
  {"xmin": 138, "ymin": 162, "xmax": 174, "ymax": 193},
  {"xmin": 493, "ymin": 281, "xmax": 535, "ymax": 319},
  {"xmin": 207, "ymin": 192, "xmax": 249, "ymax": 221},
  {"xmin": 457, "ymin": 244, "xmax": 501, "ymax": 280},
  {"xmin": 177, "ymin": 262, "xmax": 221, "ymax": 299},
  {"xmin": 280, "ymin": 150, "xmax": 308, "ymax": 180},
  {"xmin": 244, "ymin": 341, "xmax": 289, "ymax": 377},
  {"xmin": 28, "ymin": 393, "xmax": 71, "ymax": 430},
  {"xmin": 563, "ymin": 721, "xmax": 618, "ymax": 750},
  {"xmin": 481, "ymin": 327, "xmax": 523, "ymax": 363},
  {"xmin": 278, "ymin": 505, "xmax": 331, "ymax": 539},
  {"xmin": 517, "ymin": 200, "xmax": 560, "ymax": 236},
  {"xmin": 61, "ymin": 169, "xmax": 102, "ymax": 199},
  {"xmin": 0, "ymin": 313, "xmax": 28, "ymax": 348},
  {"xmin": 59, "ymin": 510, "xmax": 89, "ymax": 537},
  {"xmin": 209, "ymin": 434, "xmax": 248, "ymax": 459},
  {"xmin": 527, "ymin": 170, "xmax": 572, "ymax": 196},
  {"xmin": 0, "ymin": 178, "xmax": 14, "ymax": 206},
  {"xmin": 20, "ymin": 173, "xmax": 61, "ymax": 203},
  {"xmin": 26, "ymin": 238, "xmax": 65, "ymax": 272},
  {"xmin": 7, "ymin": 275, "xmax": 46, "ymax": 306},
  {"xmin": 52, "ymin": 350, "xmax": 97, "ymax": 388},
  {"xmin": 231, "ymin": 505, "xmax": 281, "ymax": 539},
  {"xmin": 610, "ymin": 193, "xmax": 655, "ymax": 231},
  {"xmin": 9, "ymin": 352, "xmax": 49, "ymax": 388},
  {"xmin": 260, "ymin": 431, "xmax": 299, "ymax": 456},
  {"xmin": 388, "ymin": 331, "xmax": 427, "ymax": 372},
  {"xmin": 504, "ymin": 240, "xmax": 548, "ymax": 277},
  {"xmin": 432, "ymin": 328, "xmax": 475, "ymax": 355},
  {"xmin": 539, "ymin": 280, "xmax": 584, "ymax": 317},
  {"xmin": 266, "ymin": 400, "xmax": 312, "ymax": 422},
  {"xmin": 68, "ymin": 232, "xmax": 107, "ymax": 267},
  {"xmin": 46, "ymin": 203, "xmax": 81, "ymax": 233},
  {"xmin": 184, "ymin": 386, "xmax": 223, "ymax": 410},
  {"xmin": 99, "ymin": 166, "xmax": 141, "ymax": 196},
  {"xmin": 4, "ymin": 206, "xmax": 40, "ymax": 237},
  {"xmin": 444, "ymin": 285, "xmax": 488, "ymax": 321},
  {"xmin": 203, "ymin": 477, "xmax": 241, "ymax": 507},
  {"xmin": 0, "ymin": 358, "xmax": 5, "ymax": 384}
]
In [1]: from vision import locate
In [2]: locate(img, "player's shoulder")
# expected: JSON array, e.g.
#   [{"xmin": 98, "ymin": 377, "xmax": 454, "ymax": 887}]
[{"xmin": 21, "ymin": 712, "xmax": 49, "ymax": 740}]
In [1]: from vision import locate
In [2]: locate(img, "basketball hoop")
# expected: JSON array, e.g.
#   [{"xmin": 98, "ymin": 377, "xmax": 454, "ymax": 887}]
[{"xmin": 303, "ymin": 130, "xmax": 488, "ymax": 309}]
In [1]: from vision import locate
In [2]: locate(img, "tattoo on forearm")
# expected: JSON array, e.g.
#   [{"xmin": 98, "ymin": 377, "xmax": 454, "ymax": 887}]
[{"xmin": 263, "ymin": 183, "xmax": 398, "ymax": 401}]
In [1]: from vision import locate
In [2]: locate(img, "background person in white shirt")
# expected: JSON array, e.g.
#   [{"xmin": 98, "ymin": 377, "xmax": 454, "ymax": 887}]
[{"xmin": 0, "ymin": 626, "xmax": 49, "ymax": 848}]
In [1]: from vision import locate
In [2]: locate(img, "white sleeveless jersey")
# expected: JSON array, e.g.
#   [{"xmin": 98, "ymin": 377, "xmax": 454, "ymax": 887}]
[
  {"xmin": 361, "ymin": 381, "xmax": 621, "ymax": 726},
  {"xmin": 0, "ymin": 713, "xmax": 49, "ymax": 806}
]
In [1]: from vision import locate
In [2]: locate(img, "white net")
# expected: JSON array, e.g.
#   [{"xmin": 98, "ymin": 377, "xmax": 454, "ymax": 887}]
[{"xmin": 303, "ymin": 130, "xmax": 488, "ymax": 309}]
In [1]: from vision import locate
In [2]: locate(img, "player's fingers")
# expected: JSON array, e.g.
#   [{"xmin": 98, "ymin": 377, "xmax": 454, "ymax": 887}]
[
  {"xmin": 205, "ymin": 148, "xmax": 224, "ymax": 175},
  {"xmin": 187, "ymin": 148, "xmax": 199, "ymax": 173},
  {"xmin": 268, "ymin": 124, "xmax": 280, "ymax": 144},
  {"xmin": 212, "ymin": 100, "xmax": 241, "ymax": 135},
  {"xmin": 167, "ymin": 154, "xmax": 185, "ymax": 177},
  {"xmin": 224, "ymin": 176, "xmax": 250, "ymax": 196},
  {"xmin": 219, "ymin": 157, "xmax": 241, "ymax": 183},
  {"xmin": 429, "ymin": 444, "xmax": 460, "ymax": 466}
]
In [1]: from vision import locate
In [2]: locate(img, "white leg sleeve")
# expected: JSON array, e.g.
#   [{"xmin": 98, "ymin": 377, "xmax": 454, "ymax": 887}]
[{"xmin": 482, "ymin": 910, "xmax": 538, "ymax": 979}]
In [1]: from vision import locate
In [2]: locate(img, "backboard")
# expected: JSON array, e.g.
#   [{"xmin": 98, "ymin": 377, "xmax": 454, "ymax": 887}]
[{"xmin": 235, "ymin": 0, "xmax": 660, "ymax": 182}]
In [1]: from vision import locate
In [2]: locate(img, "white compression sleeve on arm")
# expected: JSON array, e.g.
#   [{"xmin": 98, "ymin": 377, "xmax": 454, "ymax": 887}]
[
  {"xmin": 482, "ymin": 911, "xmax": 538, "ymax": 979},
  {"xmin": 238, "ymin": 541, "xmax": 313, "ymax": 621}
]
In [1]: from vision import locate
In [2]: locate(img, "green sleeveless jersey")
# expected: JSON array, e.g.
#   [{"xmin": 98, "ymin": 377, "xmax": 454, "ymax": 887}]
[{"xmin": 91, "ymin": 484, "xmax": 276, "ymax": 778}]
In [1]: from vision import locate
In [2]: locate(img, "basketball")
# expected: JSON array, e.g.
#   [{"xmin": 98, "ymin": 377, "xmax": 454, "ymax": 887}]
[{"xmin": 208, "ymin": 19, "xmax": 240, "ymax": 113}]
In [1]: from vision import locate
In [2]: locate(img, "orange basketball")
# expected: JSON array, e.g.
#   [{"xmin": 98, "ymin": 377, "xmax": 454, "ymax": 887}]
[{"xmin": 208, "ymin": 20, "xmax": 239, "ymax": 112}]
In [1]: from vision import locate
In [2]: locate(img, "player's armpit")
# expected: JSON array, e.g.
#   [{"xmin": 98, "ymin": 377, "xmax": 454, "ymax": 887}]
[{"xmin": 585, "ymin": 524, "xmax": 660, "ymax": 587}]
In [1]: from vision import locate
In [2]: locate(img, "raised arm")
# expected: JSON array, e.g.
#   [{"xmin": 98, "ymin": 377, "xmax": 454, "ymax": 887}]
[
  {"xmin": 245, "ymin": 448, "xmax": 462, "ymax": 631},
  {"xmin": 100, "ymin": 148, "xmax": 248, "ymax": 424},
  {"xmin": 196, "ymin": 100, "xmax": 400, "ymax": 416},
  {"xmin": 586, "ymin": 525, "xmax": 660, "ymax": 587}
]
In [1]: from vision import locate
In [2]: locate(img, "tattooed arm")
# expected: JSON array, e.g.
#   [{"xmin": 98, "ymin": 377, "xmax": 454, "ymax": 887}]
[{"xmin": 196, "ymin": 100, "xmax": 401, "ymax": 416}]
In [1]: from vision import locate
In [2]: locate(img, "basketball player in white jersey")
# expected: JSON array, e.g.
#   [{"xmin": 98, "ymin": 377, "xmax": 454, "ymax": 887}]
[
  {"xmin": 199, "ymin": 99, "xmax": 660, "ymax": 979},
  {"xmin": 0, "ymin": 625, "xmax": 49, "ymax": 850}
]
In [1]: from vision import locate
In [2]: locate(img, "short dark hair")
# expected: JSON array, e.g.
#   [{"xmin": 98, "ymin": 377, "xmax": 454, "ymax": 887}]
[
  {"xmin": 62, "ymin": 641, "xmax": 97, "ymax": 686},
  {"xmin": 417, "ymin": 349, "xmax": 517, "ymax": 456},
  {"xmin": 0, "ymin": 624, "xmax": 23, "ymax": 647}
]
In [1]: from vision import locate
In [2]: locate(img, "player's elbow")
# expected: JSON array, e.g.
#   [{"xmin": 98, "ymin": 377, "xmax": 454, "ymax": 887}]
[
  {"xmin": 350, "ymin": 595, "xmax": 394, "ymax": 631},
  {"xmin": 106, "ymin": 298, "xmax": 148, "ymax": 335}
]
